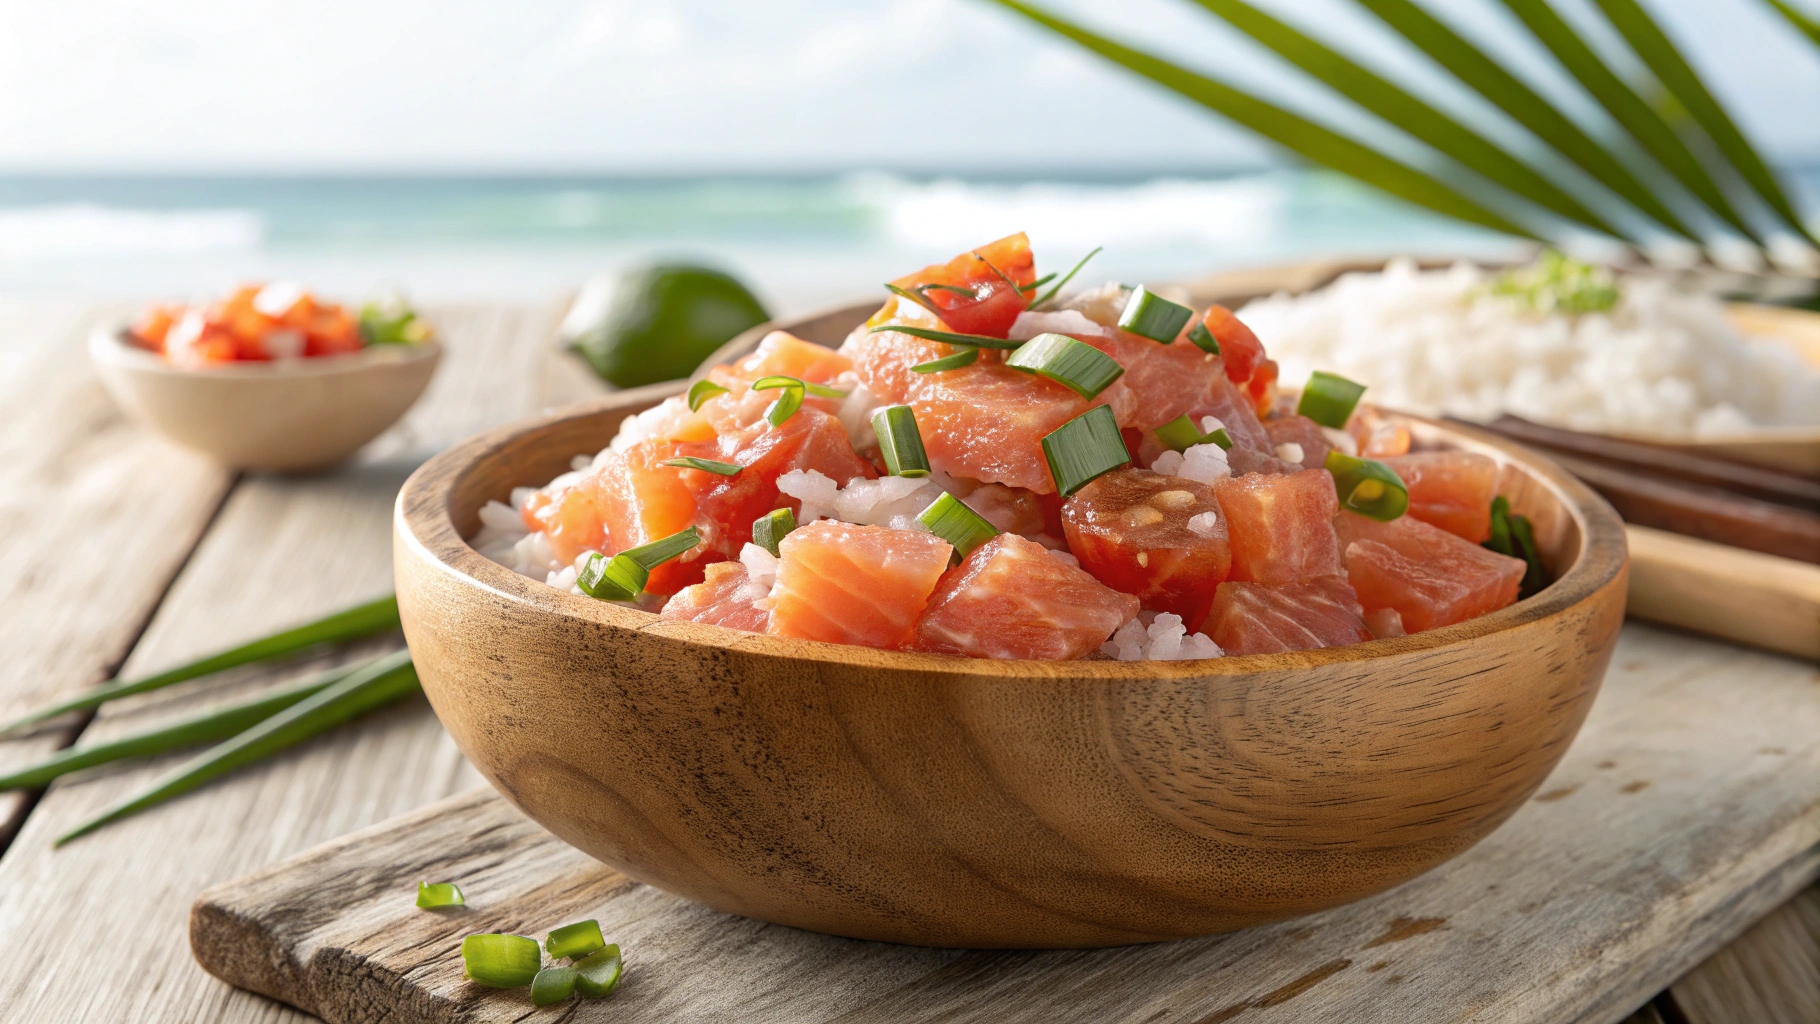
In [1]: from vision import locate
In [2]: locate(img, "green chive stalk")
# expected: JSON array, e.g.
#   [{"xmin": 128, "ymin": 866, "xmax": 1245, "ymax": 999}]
[
  {"xmin": 55, "ymin": 649, "xmax": 419, "ymax": 845},
  {"xmin": 0, "ymin": 667, "xmax": 355, "ymax": 791},
  {"xmin": 0, "ymin": 594, "xmax": 400, "ymax": 737}
]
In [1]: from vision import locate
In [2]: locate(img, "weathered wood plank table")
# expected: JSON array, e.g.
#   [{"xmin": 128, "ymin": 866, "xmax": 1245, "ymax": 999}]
[{"xmin": 0, "ymin": 299, "xmax": 1812, "ymax": 1023}]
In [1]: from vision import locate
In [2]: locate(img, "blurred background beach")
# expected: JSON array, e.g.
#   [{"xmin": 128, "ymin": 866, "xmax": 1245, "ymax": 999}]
[{"xmin": 1, "ymin": 0, "xmax": 1817, "ymax": 313}]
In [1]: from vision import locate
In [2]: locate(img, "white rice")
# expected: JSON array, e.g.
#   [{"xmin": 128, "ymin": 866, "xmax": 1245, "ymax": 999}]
[
  {"xmin": 777, "ymin": 469, "xmax": 943, "ymax": 532},
  {"xmin": 1101, "ymin": 612, "xmax": 1223, "ymax": 661},
  {"xmin": 1237, "ymin": 257, "xmax": 1820, "ymax": 439},
  {"xmin": 1009, "ymin": 309, "xmax": 1110, "ymax": 340},
  {"xmin": 1151, "ymin": 418, "xmax": 1232, "ymax": 484}
]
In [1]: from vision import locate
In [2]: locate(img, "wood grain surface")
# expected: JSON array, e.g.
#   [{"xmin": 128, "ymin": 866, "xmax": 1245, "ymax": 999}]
[
  {"xmin": 190, "ymin": 623, "xmax": 1820, "ymax": 1023},
  {"xmin": 1669, "ymin": 887, "xmax": 1820, "ymax": 1024},
  {"xmin": 1623, "ymin": 525, "xmax": 1820, "ymax": 661},
  {"xmin": 394, "ymin": 312, "xmax": 1627, "ymax": 947},
  {"xmin": 0, "ymin": 301, "xmax": 570, "ymax": 1023}
]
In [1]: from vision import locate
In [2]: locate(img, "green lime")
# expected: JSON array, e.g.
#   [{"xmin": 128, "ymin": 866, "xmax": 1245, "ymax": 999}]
[{"xmin": 569, "ymin": 263, "xmax": 770, "ymax": 388}]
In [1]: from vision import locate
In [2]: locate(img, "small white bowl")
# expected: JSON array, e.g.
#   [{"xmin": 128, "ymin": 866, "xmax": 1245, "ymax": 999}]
[{"xmin": 90, "ymin": 327, "xmax": 441, "ymax": 473}]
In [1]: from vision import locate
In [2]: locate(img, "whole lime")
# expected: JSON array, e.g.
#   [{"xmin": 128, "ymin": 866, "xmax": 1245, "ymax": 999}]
[{"xmin": 569, "ymin": 264, "xmax": 770, "ymax": 388}]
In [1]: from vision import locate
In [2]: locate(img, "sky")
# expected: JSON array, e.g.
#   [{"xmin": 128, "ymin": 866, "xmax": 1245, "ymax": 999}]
[{"xmin": 0, "ymin": 0, "xmax": 1816, "ymax": 175}]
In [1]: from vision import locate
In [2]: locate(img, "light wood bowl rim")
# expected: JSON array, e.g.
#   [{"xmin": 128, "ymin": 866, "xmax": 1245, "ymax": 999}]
[{"xmin": 396, "ymin": 306, "xmax": 1628, "ymax": 681}]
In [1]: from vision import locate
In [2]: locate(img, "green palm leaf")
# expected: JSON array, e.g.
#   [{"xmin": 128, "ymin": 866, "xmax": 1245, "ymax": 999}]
[
  {"xmin": 1495, "ymin": 0, "xmax": 1764, "ymax": 243},
  {"xmin": 1591, "ymin": 0, "xmax": 1815, "ymax": 242},
  {"xmin": 1356, "ymin": 0, "xmax": 1697, "ymax": 240},
  {"xmin": 1187, "ymin": 0, "xmax": 1627, "ymax": 239},
  {"xmin": 1764, "ymin": 0, "xmax": 1820, "ymax": 50},
  {"xmin": 983, "ymin": 0, "xmax": 1538, "ymax": 239}
]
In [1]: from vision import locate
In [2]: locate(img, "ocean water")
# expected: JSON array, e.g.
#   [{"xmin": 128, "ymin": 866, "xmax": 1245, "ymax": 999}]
[{"xmin": 0, "ymin": 171, "xmax": 1524, "ymax": 314}]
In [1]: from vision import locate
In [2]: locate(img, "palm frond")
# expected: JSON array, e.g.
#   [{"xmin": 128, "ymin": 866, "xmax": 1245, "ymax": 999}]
[
  {"xmin": 983, "ymin": 0, "xmax": 1539, "ymax": 239},
  {"xmin": 1590, "ymin": 0, "xmax": 1815, "ymax": 242},
  {"xmin": 1763, "ymin": 0, "xmax": 1820, "ymax": 50},
  {"xmin": 1184, "ymin": 0, "xmax": 1626, "ymax": 239},
  {"xmin": 1355, "ymin": 0, "xmax": 1697, "ymax": 240},
  {"xmin": 1494, "ymin": 0, "xmax": 1763, "ymax": 243}
]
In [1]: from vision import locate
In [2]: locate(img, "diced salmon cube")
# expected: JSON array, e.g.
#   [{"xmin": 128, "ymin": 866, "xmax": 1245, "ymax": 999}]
[
  {"xmin": 1214, "ymin": 468, "xmax": 1344, "ymax": 586},
  {"xmin": 1203, "ymin": 576, "xmax": 1371, "ymax": 655},
  {"xmin": 1379, "ymin": 451, "xmax": 1499, "ymax": 542},
  {"xmin": 768, "ymin": 521, "xmax": 953, "ymax": 649},
  {"xmin": 661, "ymin": 561, "xmax": 770, "ymax": 633},
  {"xmin": 1336, "ymin": 512, "xmax": 1525, "ymax": 632},
  {"xmin": 914, "ymin": 534, "xmax": 1137, "ymax": 660}
]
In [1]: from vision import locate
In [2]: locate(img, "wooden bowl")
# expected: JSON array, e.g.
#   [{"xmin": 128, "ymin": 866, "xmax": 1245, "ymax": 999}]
[
  {"xmin": 394, "ymin": 308, "xmax": 1629, "ymax": 949},
  {"xmin": 90, "ymin": 326, "xmax": 440, "ymax": 473}
]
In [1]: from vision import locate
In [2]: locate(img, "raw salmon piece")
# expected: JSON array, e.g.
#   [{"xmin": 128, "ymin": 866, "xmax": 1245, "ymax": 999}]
[
  {"xmin": 661, "ymin": 561, "xmax": 770, "ymax": 633},
  {"xmin": 890, "ymin": 233, "xmax": 1036, "ymax": 338},
  {"xmin": 1263, "ymin": 415, "xmax": 1335, "ymax": 471},
  {"xmin": 1214, "ymin": 468, "xmax": 1344, "ymax": 585},
  {"xmin": 1085, "ymin": 329, "xmax": 1227, "ymax": 431},
  {"xmin": 1365, "ymin": 607, "xmax": 1407, "ymax": 639},
  {"xmin": 1203, "ymin": 576, "xmax": 1371, "ymax": 655},
  {"xmin": 522, "ymin": 478, "xmax": 607, "ymax": 567},
  {"xmin": 593, "ymin": 440, "xmax": 706, "ymax": 594},
  {"xmin": 910, "ymin": 362, "xmax": 1098, "ymax": 493},
  {"xmin": 914, "ymin": 534, "xmax": 1138, "ymax": 660},
  {"xmin": 1380, "ymin": 451, "xmax": 1499, "ymax": 542},
  {"xmin": 727, "ymin": 330, "xmax": 853, "ymax": 385},
  {"xmin": 768, "ymin": 521, "xmax": 953, "ymax": 649},
  {"xmin": 1336, "ymin": 512, "xmax": 1525, "ymax": 632},
  {"xmin": 943, "ymin": 479, "xmax": 1052, "ymax": 538},
  {"xmin": 1349, "ymin": 407, "xmax": 1412, "ymax": 458},
  {"xmin": 1061, "ymin": 468, "xmax": 1231, "ymax": 624},
  {"xmin": 1192, "ymin": 375, "xmax": 1288, "ymax": 476},
  {"xmin": 692, "ymin": 408, "xmax": 874, "ymax": 557}
]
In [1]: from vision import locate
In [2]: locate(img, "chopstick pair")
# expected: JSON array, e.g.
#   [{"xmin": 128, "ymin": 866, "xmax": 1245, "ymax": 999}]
[{"xmin": 0, "ymin": 596, "xmax": 419, "ymax": 844}]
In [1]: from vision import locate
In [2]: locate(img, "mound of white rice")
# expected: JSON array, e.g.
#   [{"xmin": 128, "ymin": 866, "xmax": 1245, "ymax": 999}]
[{"xmin": 1237, "ymin": 258, "xmax": 1820, "ymax": 439}]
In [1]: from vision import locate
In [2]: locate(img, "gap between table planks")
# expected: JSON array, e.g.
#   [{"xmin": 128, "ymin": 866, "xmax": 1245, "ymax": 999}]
[
  {"xmin": 189, "ymin": 623, "xmax": 1818, "ymax": 1024},
  {"xmin": 0, "ymin": 301, "xmax": 585, "ymax": 1022}
]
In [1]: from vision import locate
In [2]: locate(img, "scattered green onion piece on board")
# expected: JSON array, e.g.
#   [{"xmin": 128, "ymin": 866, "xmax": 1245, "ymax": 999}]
[
  {"xmin": 1041, "ymin": 405, "xmax": 1131, "ymax": 497},
  {"xmin": 461, "ymin": 933, "xmax": 542, "ymax": 989},
  {"xmin": 1030, "ymin": 246, "xmax": 1102, "ymax": 309},
  {"xmin": 1508, "ymin": 514, "xmax": 1550, "ymax": 599},
  {"xmin": 686, "ymin": 379, "xmax": 728, "ymax": 412},
  {"xmin": 910, "ymin": 348, "xmax": 980, "ymax": 374},
  {"xmin": 865, "ymin": 324, "xmax": 1022, "ymax": 350},
  {"xmin": 764, "ymin": 386, "xmax": 803, "ymax": 427},
  {"xmin": 872, "ymin": 405, "xmax": 932, "ymax": 478},
  {"xmin": 546, "ymin": 919, "xmax": 606, "ymax": 960},
  {"xmin": 415, "ymin": 882, "xmax": 465, "ymax": 909},
  {"xmin": 662, "ymin": 456, "xmax": 742, "ymax": 476},
  {"xmin": 1484, "ymin": 496, "xmax": 1515, "ymax": 557},
  {"xmin": 574, "ymin": 944, "xmax": 625, "ymax": 999},
  {"xmin": 751, "ymin": 508, "xmax": 796, "ymax": 557},
  {"xmin": 1005, "ymin": 333, "xmax": 1125, "ymax": 399},
  {"xmin": 917, "ymin": 493, "xmax": 1000, "ymax": 561},
  {"xmin": 1323, "ymin": 451, "xmax": 1409, "ymax": 522},
  {"xmin": 1297, "ymin": 371, "xmax": 1368, "ymax": 429},
  {"xmin": 0, "ymin": 594, "xmax": 400, "ymax": 737},
  {"xmin": 1117, "ymin": 286, "xmax": 1194, "ymax": 343},
  {"xmin": 56, "ymin": 650, "xmax": 421, "ymax": 845},
  {"xmin": 577, "ymin": 553, "xmax": 645, "ymax": 601},
  {"xmin": 1186, "ymin": 321, "xmax": 1221, "ymax": 355},
  {"xmin": 532, "ymin": 966, "xmax": 578, "ymax": 1006},
  {"xmin": 1155, "ymin": 415, "xmax": 1206, "ymax": 453},
  {"xmin": 0, "ymin": 667, "xmax": 351, "ymax": 791}
]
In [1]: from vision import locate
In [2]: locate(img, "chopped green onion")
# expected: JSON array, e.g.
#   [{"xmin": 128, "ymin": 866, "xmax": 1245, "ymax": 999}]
[
  {"xmin": 1030, "ymin": 246, "xmax": 1102, "ymax": 309},
  {"xmin": 866, "ymin": 324, "xmax": 1022, "ymax": 350},
  {"xmin": 1186, "ymin": 321, "xmax": 1221, "ymax": 355},
  {"xmin": 1324, "ymin": 451, "xmax": 1409, "ymax": 522},
  {"xmin": 687, "ymin": 379, "xmax": 728, "ymax": 412},
  {"xmin": 532, "ymin": 966, "xmax": 578, "ymax": 1006},
  {"xmin": 1508, "ymin": 514, "xmax": 1550, "ymax": 598},
  {"xmin": 662, "ymin": 456, "xmax": 741, "ymax": 476},
  {"xmin": 1485, "ymin": 496, "xmax": 1515, "ymax": 557},
  {"xmin": 764, "ymin": 386, "xmax": 803, "ymax": 427},
  {"xmin": 0, "ymin": 667, "xmax": 352, "ymax": 791},
  {"xmin": 1041, "ymin": 405, "xmax": 1131, "ymax": 497},
  {"xmin": 461, "ymin": 933, "xmax": 542, "ymax": 989},
  {"xmin": 1005, "ymin": 333, "xmax": 1125, "ymax": 399},
  {"xmin": 574, "ymin": 945, "xmax": 624, "ymax": 999},
  {"xmin": 920, "ymin": 283, "xmax": 977, "ymax": 298},
  {"xmin": 751, "ymin": 374, "xmax": 847, "ymax": 399},
  {"xmin": 751, "ymin": 507, "xmax": 796, "ymax": 557},
  {"xmin": 911, "ymin": 348, "xmax": 980, "ymax": 373},
  {"xmin": 917, "ymin": 493, "xmax": 1000, "ymax": 561},
  {"xmin": 1020, "ymin": 271, "xmax": 1058, "ymax": 293},
  {"xmin": 0, "ymin": 594, "xmax": 400, "ymax": 737},
  {"xmin": 415, "ymin": 882, "xmax": 465, "ymax": 909},
  {"xmin": 1155, "ymin": 415, "xmax": 1205, "ymax": 453},
  {"xmin": 1203, "ymin": 427, "xmax": 1234, "ymax": 450},
  {"xmin": 580, "ymin": 527, "xmax": 703, "ymax": 600},
  {"xmin": 546, "ymin": 919, "xmax": 606, "ymax": 960},
  {"xmin": 872, "ymin": 405, "xmax": 931, "ymax": 478},
  {"xmin": 1297, "ymin": 371, "xmax": 1368, "ymax": 429},
  {"xmin": 57, "ymin": 651, "xmax": 421, "ymax": 845},
  {"xmin": 1118, "ymin": 286, "xmax": 1194, "ymax": 343},
  {"xmin": 885, "ymin": 282, "xmax": 940, "ymax": 316}
]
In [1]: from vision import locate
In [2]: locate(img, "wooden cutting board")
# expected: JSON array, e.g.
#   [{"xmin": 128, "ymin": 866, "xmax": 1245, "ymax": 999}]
[{"xmin": 190, "ymin": 623, "xmax": 1820, "ymax": 1024}]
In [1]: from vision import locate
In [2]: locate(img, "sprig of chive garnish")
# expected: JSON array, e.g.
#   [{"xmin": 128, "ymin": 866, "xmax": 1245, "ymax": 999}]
[
  {"xmin": 1029, "ymin": 246, "xmax": 1102, "ymax": 310},
  {"xmin": 865, "ymin": 324, "xmax": 1022, "ymax": 350}
]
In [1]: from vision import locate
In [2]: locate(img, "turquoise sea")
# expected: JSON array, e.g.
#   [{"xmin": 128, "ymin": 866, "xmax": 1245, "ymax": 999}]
[{"xmin": 0, "ymin": 170, "xmax": 1538, "ymax": 314}]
